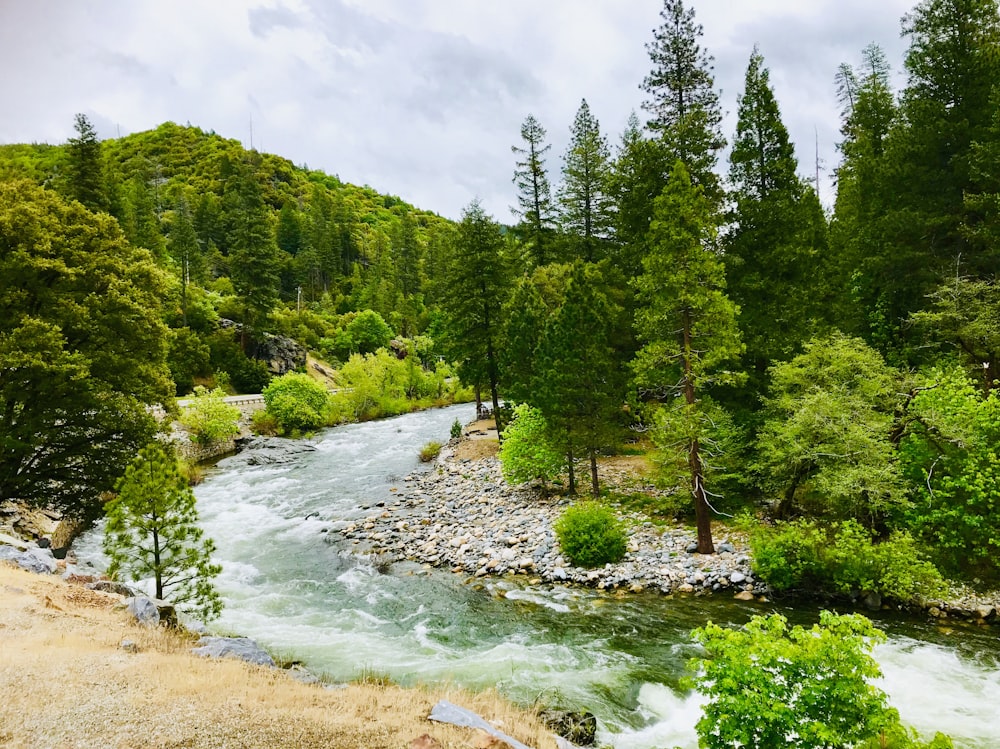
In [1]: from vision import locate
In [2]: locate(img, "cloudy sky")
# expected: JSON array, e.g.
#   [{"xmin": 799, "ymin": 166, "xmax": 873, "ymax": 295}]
[{"xmin": 0, "ymin": 1, "xmax": 916, "ymax": 222}]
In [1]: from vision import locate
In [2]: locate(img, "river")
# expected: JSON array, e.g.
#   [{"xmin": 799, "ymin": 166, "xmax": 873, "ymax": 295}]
[{"xmin": 74, "ymin": 403, "xmax": 1000, "ymax": 748}]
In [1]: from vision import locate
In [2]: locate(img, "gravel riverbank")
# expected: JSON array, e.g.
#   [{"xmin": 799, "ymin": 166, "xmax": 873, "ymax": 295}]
[{"xmin": 326, "ymin": 442, "xmax": 767, "ymax": 599}]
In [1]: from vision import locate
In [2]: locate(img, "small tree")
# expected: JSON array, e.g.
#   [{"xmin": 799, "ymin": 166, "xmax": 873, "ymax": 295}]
[
  {"xmin": 691, "ymin": 612, "xmax": 899, "ymax": 749},
  {"xmin": 263, "ymin": 372, "xmax": 330, "ymax": 432},
  {"xmin": 104, "ymin": 443, "xmax": 223, "ymax": 622},
  {"xmin": 179, "ymin": 386, "xmax": 240, "ymax": 445},
  {"xmin": 499, "ymin": 405, "xmax": 563, "ymax": 494}
]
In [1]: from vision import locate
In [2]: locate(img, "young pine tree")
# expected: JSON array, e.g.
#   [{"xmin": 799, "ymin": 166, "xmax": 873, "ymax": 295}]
[
  {"xmin": 512, "ymin": 115, "xmax": 557, "ymax": 267},
  {"xmin": 104, "ymin": 442, "xmax": 223, "ymax": 622}
]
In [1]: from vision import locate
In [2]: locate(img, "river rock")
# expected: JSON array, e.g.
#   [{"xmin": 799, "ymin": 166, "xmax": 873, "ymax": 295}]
[
  {"xmin": 192, "ymin": 636, "xmax": 276, "ymax": 667},
  {"xmin": 87, "ymin": 580, "xmax": 140, "ymax": 597},
  {"xmin": 223, "ymin": 437, "xmax": 318, "ymax": 466},
  {"xmin": 0, "ymin": 544, "xmax": 57, "ymax": 574}
]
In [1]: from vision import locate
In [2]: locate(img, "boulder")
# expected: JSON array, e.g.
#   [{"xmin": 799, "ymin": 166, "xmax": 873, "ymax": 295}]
[
  {"xmin": 0, "ymin": 544, "xmax": 57, "ymax": 574},
  {"xmin": 222, "ymin": 437, "xmax": 317, "ymax": 467},
  {"xmin": 256, "ymin": 332, "xmax": 307, "ymax": 375},
  {"xmin": 192, "ymin": 636, "xmax": 276, "ymax": 667},
  {"xmin": 126, "ymin": 596, "xmax": 161, "ymax": 626},
  {"xmin": 540, "ymin": 709, "xmax": 598, "ymax": 746}
]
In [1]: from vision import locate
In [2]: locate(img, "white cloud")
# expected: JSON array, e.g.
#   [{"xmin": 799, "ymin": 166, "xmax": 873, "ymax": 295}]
[{"xmin": 0, "ymin": 0, "xmax": 915, "ymax": 221}]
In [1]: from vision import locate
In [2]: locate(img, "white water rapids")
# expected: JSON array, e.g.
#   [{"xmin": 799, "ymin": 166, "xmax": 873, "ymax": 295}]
[{"xmin": 74, "ymin": 404, "xmax": 1000, "ymax": 747}]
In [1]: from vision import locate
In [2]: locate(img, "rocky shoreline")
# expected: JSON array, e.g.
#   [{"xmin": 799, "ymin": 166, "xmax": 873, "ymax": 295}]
[
  {"xmin": 325, "ymin": 439, "xmax": 1000, "ymax": 627},
  {"xmin": 327, "ymin": 441, "xmax": 766, "ymax": 599}
]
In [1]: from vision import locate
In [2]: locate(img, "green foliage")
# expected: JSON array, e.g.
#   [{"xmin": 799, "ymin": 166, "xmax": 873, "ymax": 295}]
[
  {"xmin": 262, "ymin": 373, "xmax": 330, "ymax": 433},
  {"xmin": 757, "ymin": 333, "xmax": 906, "ymax": 523},
  {"xmin": 900, "ymin": 365, "xmax": 1000, "ymax": 578},
  {"xmin": 750, "ymin": 518, "xmax": 946, "ymax": 604},
  {"xmin": 418, "ymin": 441, "xmax": 442, "ymax": 463},
  {"xmin": 0, "ymin": 181, "xmax": 171, "ymax": 516},
  {"xmin": 104, "ymin": 442, "xmax": 223, "ymax": 622},
  {"xmin": 512, "ymin": 115, "xmax": 556, "ymax": 267},
  {"xmin": 450, "ymin": 419, "xmax": 463, "ymax": 440},
  {"xmin": 499, "ymin": 405, "xmax": 564, "ymax": 488},
  {"xmin": 167, "ymin": 326, "xmax": 211, "ymax": 396},
  {"xmin": 346, "ymin": 309, "xmax": 394, "ymax": 354},
  {"xmin": 554, "ymin": 502, "xmax": 628, "ymax": 568},
  {"xmin": 64, "ymin": 113, "xmax": 109, "ymax": 212},
  {"xmin": 179, "ymin": 387, "xmax": 241, "ymax": 445},
  {"xmin": 690, "ymin": 611, "xmax": 900, "ymax": 749}
]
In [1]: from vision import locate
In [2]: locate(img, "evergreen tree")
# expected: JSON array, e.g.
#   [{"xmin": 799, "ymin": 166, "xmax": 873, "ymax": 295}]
[
  {"xmin": 724, "ymin": 48, "xmax": 829, "ymax": 393},
  {"xmin": 104, "ymin": 442, "xmax": 223, "ymax": 622},
  {"xmin": 870, "ymin": 0, "xmax": 1000, "ymax": 352},
  {"xmin": 499, "ymin": 274, "xmax": 549, "ymax": 406},
  {"xmin": 640, "ymin": 0, "xmax": 725, "ymax": 197},
  {"xmin": 633, "ymin": 162, "xmax": 743, "ymax": 553},
  {"xmin": 441, "ymin": 200, "xmax": 511, "ymax": 430},
  {"xmin": 227, "ymin": 158, "xmax": 281, "ymax": 340},
  {"xmin": 512, "ymin": 115, "xmax": 556, "ymax": 267},
  {"xmin": 276, "ymin": 199, "xmax": 304, "ymax": 257},
  {"xmin": 122, "ymin": 173, "xmax": 165, "ymax": 259},
  {"xmin": 610, "ymin": 112, "xmax": 671, "ymax": 277},
  {"xmin": 167, "ymin": 196, "xmax": 201, "ymax": 326},
  {"xmin": 558, "ymin": 100, "xmax": 615, "ymax": 263},
  {"xmin": 829, "ymin": 44, "xmax": 898, "ymax": 339},
  {"xmin": 65, "ymin": 113, "xmax": 108, "ymax": 213},
  {"xmin": 536, "ymin": 262, "xmax": 624, "ymax": 496}
]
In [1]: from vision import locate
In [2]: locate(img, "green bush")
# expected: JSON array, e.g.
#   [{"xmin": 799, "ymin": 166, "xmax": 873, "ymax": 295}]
[
  {"xmin": 554, "ymin": 502, "xmax": 628, "ymax": 568},
  {"xmin": 750, "ymin": 518, "xmax": 946, "ymax": 604},
  {"xmin": 499, "ymin": 405, "xmax": 563, "ymax": 491},
  {"xmin": 419, "ymin": 441, "xmax": 442, "ymax": 462},
  {"xmin": 262, "ymin": 373, "xmax": 330, "ymax": 433},
  {"xmin": 450, "ymin": 419, "xmax": 463, "ymax": 440},
  {"xmin": 179, "ymin": 386, "xmax": 241, "ymax": 445}
]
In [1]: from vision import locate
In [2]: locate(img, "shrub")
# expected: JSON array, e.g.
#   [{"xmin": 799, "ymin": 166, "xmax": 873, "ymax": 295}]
[
  {"xmin": 691, "ymin": 612, "xmax": 901, "ymax": 749},
  {"xmin": 419, "ymin": 441, "xmax": 442, "ymax": 463},
  {"xmin": 450, "ymin": 419, "xmax": 463, "ymax": 440},
  {"xmin": 262, "ymin": 373, "xmax": 330, "ymax": 433},
  {"xmin": 750, "ymin": 518, "xmax": 946, "ymax": 604},
  {"xmin": 179, "ymin": 386, "xmax": 241, "ymax": 445},
  {"xmin": 554, "ymin": 502, "xmax": 628, "ymax": 568},
  {"xmin": 499, "ymin": 405, "xmax": 563, "ymax": 492}
]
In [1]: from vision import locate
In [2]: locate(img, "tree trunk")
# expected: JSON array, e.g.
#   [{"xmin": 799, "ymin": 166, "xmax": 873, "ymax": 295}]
[
  {"xmin": 475, "ymin": 385, "xmax": 482, "ymax": 419},
  {"xmin": 683, "ymin": 307, "xmax": 714, "ymax": 554},
  {"xmin": 589, "ymin": 449, "xmax": 600, "ymax": 497},
  {"xmin": 566, "ymin": 447, "xmax": 576, "ymax": 495},
  {"xmin": 152, "ymin": 526, "xmax": 163, "ymax": 600}
]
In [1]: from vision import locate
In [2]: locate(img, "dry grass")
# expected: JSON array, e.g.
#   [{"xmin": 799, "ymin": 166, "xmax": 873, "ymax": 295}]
[{"xmin": 0, "ymin": 563, "xmax": 556, "ymax": 749}]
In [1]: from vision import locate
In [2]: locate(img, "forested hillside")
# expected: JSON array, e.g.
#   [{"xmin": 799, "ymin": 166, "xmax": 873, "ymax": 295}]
[{"xmin": 2, "ymin": 0, "xmax": 999, "ymax": 594}]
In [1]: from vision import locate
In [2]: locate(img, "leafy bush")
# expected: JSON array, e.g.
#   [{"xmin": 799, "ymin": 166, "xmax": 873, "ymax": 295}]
[
  {"xmin": 900, "ymin": 366, "xmax": 1000, "ymax": 580},
  {"xmin": 179, "ymin": 386, "xmax": 241, "ymax": 445},
  {"xmin": 450, "ymin": 419, "xmax": 463, "ymax": 440},
  {"xmin": 418, "ymin": 441, "xmax": 442, "ymax": 462},
  {"xmin": 554, "ymin": 502, "xmax": 628, "ymax": 568},
  {"xmin": 499, "ymin": 405, "xmax": 563, "ymax": 491},
  {"xmin": 690, "ymin": 611, "xmax": 934, "ymax": 749},
  {"xmin": 750, "ymin": 518, "xmax": 946, "ymax": 604},
  {"xmin": 262, "ymin": 373, "xmax": 330, "ymax": 433}
]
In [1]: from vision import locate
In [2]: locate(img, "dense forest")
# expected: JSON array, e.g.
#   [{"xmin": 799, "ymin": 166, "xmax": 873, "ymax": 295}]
[{"xmin": 2, "ymin": 0, "xmax": 1000, "ymax": 601}]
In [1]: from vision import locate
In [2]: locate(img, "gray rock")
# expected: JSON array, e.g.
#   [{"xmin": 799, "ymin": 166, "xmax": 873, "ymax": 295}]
[
  {"xmin": 0, "ymin": 544, "xmax": 58, "ymax": 574},
  {"xmin": 127, "ymin": 596, "xmax": 161, "ymax": 626},
  {"xmin": 120, "ymin": 639, "xmax": 139, "ymax": 653},
  {"xmin": 730, "ymin": 571, "xmax": 746, "ymax": 584},
  {"xmin": 717, "ymin": 542, "xmax": 736, "ymax": 554},
  {"xmin": 86, "ymin": 580, "xmax": 140, "ymax": 597},
  {"xmin": 192, "ymin": 636, "xmax": 276, "ymax": 667},
  {"xmin": 223, "ymin": 437, "xmax": 317, "ymax": 467}
]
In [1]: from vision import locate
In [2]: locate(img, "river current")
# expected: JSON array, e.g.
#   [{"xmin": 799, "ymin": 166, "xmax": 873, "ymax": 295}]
[{"xmin": 74, "ymin": 403, "xmax": 1000, "ymax": 748}]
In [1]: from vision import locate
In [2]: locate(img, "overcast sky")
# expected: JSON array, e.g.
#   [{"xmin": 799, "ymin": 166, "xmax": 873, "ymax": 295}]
[{"xmin": 0, "ymin": 1, "xmax": 916, "ymax": 222}]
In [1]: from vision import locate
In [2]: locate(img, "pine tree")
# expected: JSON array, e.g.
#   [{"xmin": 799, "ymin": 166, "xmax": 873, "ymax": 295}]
[
  {"xmin": 558, "ymin": 100, "xmax": 615, "ymax": 263},
  {"xmin": 500, "ymin": 274, "xmax": 549, "ymax": 406},
  {"xmin": 104, "ymin": 442, "xmax": 223, "ymax": 622},
  {"xmin": 633, "ymin": 162, "xmax": 743, "ymax": 553},
  {"xmin": 441, "ymin": 200, "xmax": 512, "ymax": 429},
  {"xmin": 512, "ymin": 115, "xmax": 556, "ymax": 267},
  {"xmin": 227, "ymin": 158, "xmax": 280, "ymax": 340},
  {"xmin": 536, "ymin": 262, "xmax": 624, "ymax": 496},
  {"xmin": 65, "ymin": 113, "xmax": 108, "ymax": 213},
  {"xmin": 168, "ymin": 196, "xmax": 201, "ymax": 327},
  {"xmin": 724, "ymin": 48, "xmax": 828, "ymax": 392},
  {"xmin": 640, "ymin": 0, "xmax": 725, "ymax": 197},
  {"xmin": 276, "ymin": 200, "xmax": 304, "ymax": 257}
]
